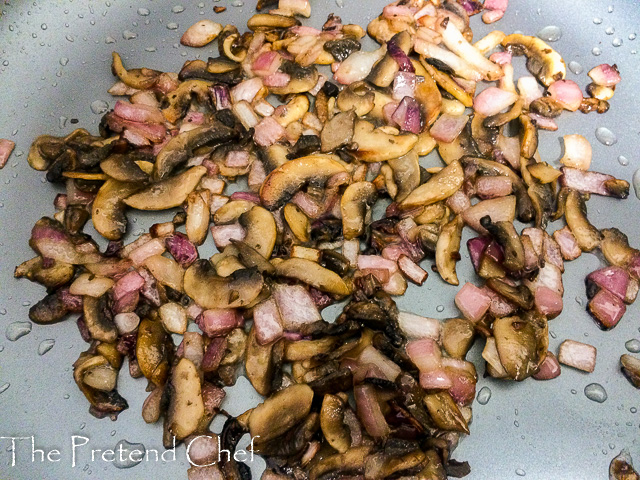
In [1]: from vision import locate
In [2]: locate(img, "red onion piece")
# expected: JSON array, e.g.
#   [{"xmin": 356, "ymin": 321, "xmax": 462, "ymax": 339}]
[
  {"xmin": 334, "ymin": 47, "xmax": 386, "ymax": 85},
  {"xmin": 397, "ymin": 311, "xmax": 441, "ymax": 340},
  {"xmin": 534, "ymin": 286, "xmax": 563, "ymax": 318},
  {"xmin": 231, "ymin": 77, "xmax": 264, "ymax": 104},
  {"xmin": 201, "ymin": 337, "xmax": 227, "ymax": 373},
  {"xmin": 455, "ymin": 282, "xmax": 491, "ymax": 322},
  {"xmin": 406, "ymin": 338, "xmax": 442, "ymax": 372},
  {"xmin": 392, "ymin": 71, "xmax": 417, "ymax": 100},
  {"xmin": 588, "ymin": 63, "xmax": 621, "ymax": 87},
  {"xmin": 122, "ymin": 129, "xmax": 150, "ymax": 147},
  {"xmin": 272, "ymin": 284, "xmax": 322, "ymax": 330},
  {"xmin": 210, "ymin": 223, "xmax": 246, "ymax": 249},
  {"xmin": 482, "ymin": 0, "xmax": 508, "ymax": 23},
  {"xmin": 429, "ymin": 113, "xmax": 469, "ymax": 142},
  {"xmin": 387, "ymin": 41, "xmax": 415, "ymax": 73},
  {"xmin": 533, "ymin": 352, "xmax": 561, "ymax": 380},
  {"xmin": 548, "ymin": 79, "xmax": 583, "ymax": 112},
  {"xmin": 553, "ymin": 226, "xmax": 581, "ymax": 261},
  {"xmin": 138, "ymin": 267, "xmax": 162, "ymax": 307},
  {"xmin": 252, "ymin": 51, "xmax": 282, "ymax": 77},
  {"xmin": 446, "ymin": 189, "xmax": 471, "ymax": 214},
  {"xmin": 253, "ymin": 116, "xmax": 286, "ymax": 147},
  {"xmin": 196, "ymin": 308, "xmax": 244, "ymax": 337},
  {"xmin": 467, "ymin": 236, "xmax": 491, "ymax": 272},
  {"xmin": 253, "ymin": 298, "xmax": 283, "ymax": 345},
  {"xmin": 398, "ymin": 255, "xmax": 428, "ymax": 285},
  {"xmin": 358, "ymin": 345, "xmax": 402, "ymax": 381},
  {"xmin": 392, "ymin": 96, "xmax": 422, "ymax": 134},
  {"xmin": 489, "ymin": 51, "xmax": 512, "ymax": 66},
  {"xmin": 0, "ymin": 139, "xmax": 16, "ymax": 169},
  {"xmin": 263, "ymin": 72, "xmax": 291, "ymax": 88},
  {"xmin": 587, "ymin": 266, "xmax": 630, "ymax": 301},
  {"xmin": 445, "ymin": 365, "xmax": 477, "ymax": 406},
  {"xmin": 165, "ymin": 232, "xmax": 198, "ymax": 268},
  {"xmin": 114, "ymin": 100, "xmax": 164, "ymax": 124},
  {"xmin": 456, "ymin": 0, "xmax": 483, "ymax": 15},
  {"xmin": 482, "ymin": 286, "xmax": 517, "ymax": 317},
  {"xmin": 517, "ymin": 76, "xmax": 543, "ymax": 108},
  {"xmin": 419, "ymin": 369, "xmax": 453, "ymax": 390},
  {"xmin": 225, "ymin": 150, "xmax": 250, "ymax": 168},
  {"xmin": 358, "ymin": 255, "xmax": 398, "ymax": 277},
  {"xmin": 524, "ymin": 263, "xmax": 564, "ymax": 297},
  {"xmin": 560, "ymin": 167, "xmax": 628, "ymax": 198},
  {"xmin": 473, "ymin": 87, "xmax": 518, "ymax": 116},
  {"xmin": 354, "ymin": 384, "xmax": 391, "ymax": 437},
  {"xmin": 476, "ymin": 176, "xmax": 512, "ymax": 199},
  {"xmin": 588, "ymin": 289, "xmax": 626, "ymax": 330},
  {"xmin": 210, "ymin": 84, "xmax": 231, "ymax": 110},
  {"xmin": 558, "ymin": 339, "xmax": 597, "ymax": 373}
]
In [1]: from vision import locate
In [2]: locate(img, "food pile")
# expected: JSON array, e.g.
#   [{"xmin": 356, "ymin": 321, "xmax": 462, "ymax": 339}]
[{"xmin": 10, "ymin": 0, "xmax": 640, "ymax": 478}]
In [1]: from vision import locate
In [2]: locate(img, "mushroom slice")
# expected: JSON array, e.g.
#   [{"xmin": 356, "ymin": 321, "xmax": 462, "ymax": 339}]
[
  {"xmin": 166, "ymin": 358, "xmax": 204, "ymax": 441},
  {"xmin": 259, "ymin": 154, "xmax": 347, "ymax": 210},
  {"xmin": 420, "ymin": 59, "xmax": 473, "ymax": 108},
  {"xmin": 184, "ymin": 260, "xmax": 264, "ymax": 309},
  {"xmin": 284, "ymin": 203, "xmax": 311, "ymax": 242},
  {"xmin": 519, "ymin": 114, "xmax": 538, "ymax": 159},
  {"xmin": 620, "ymin": 354, "xmax": 640, "ymax": 389},
  {"xmin": 83, "ymin": 295, "xmax": 118, "ymax": 343},
  {"xmin": 336, "ymin": 81, "xmax": 375, "ymax": 117},
  {"xmin": 247, "ymin": 13, "xmax": 300, "ymax": 30},
  {"xmin": 435, "ymin": 215, "xmax": 464, "ymax": 286},
  {"xmin": 180, "ymin": 20, "xmax": 223, "ymax": 47},
  {"xmin": 423, "ymin": 392, "xmax": 469, "ymax": 433},
  {"xmin": 231, "ymin": 240, "xmax": 276, "ymax": 275},
  {"xmin": 492, "ymin": 315, "xmax": 540, "ymax": 381},
  {"xmin": 92, "ymin": 179, "xmax": 141, "ymax": 241},
  {"xmin": 239, "ymin": 206, "xmax": 277, "ymax": 258},
  {"xmin": 100, "ymin": 154, "xmax": 150, "ymax": 183},
  {"xmin": 413, "ymin": 62, "xmax": 443, "ymax": 127},
  {"xmin": 351, "ymin": 120, "xmax": 418, "ymax": 163},
  {"xmin": 309, "ymin": 446, "xmax": 373, "ymax": 480},
  {"xmin": 321, "ymin": 110, "xmax": 356, "ymax": 153},
  {"xmin": 136, "ymin": 318, "xmax": 171, "ymax": 386},
  {"xmin": 501, "ymin": 34, "xmax": 566, "ymax": 86},
  {"xmin": 245, "ymin": 327, "xmax": 282, "ymax": 396},
  {"xmin": 185, "ymin": 190, "xmax": 211, "ymax": 246},
  {"xmin": 271, "ymin": 62, "xmax": 320, "ymax": 95},
  {"xmin": 388, "ymin": 149, "xmax": 420, "ymax": 202},
  {"xmin": 73, "ymin": 353, "xmax": 128, "ymax": 417},
  {"xmin": 609, "ymin": 449, "xmax": 640, "ymax": 480},
  {"xmin": 14, "ymin": 256, "xmax": 75, "ymax": 289},
  {"xmin": 341, "ymin": 182, "xmax": 377, "ymax": 240},
  {"xmin": 480, "ymin": 217, "xmax": 525, "ymax": 272},
  {"xmin": 275, "ymin": 258, "xmax": 352, "ymax": 296},
  {"xmin": 565, "ymin": 190, "xmax": 602, "ymax": 252},
  {"xmin": 28, "ymin": 134, "xmax": 66, "ymax": 171},
  {"xmin": 111, "ymin": 52, "xmax": 160, "ymax": 90},
  {"xmin": 124, "ymin": 166, "xmax": 207, "ymax": 211},
  {"xmin": 486, "ymin": 278, "xmax": 534, "ymax": 310},
  {"xmin": 248, "ymin": 384, "xmax": 314, "ymax": 442},
  {"xmin": 213, "ymin": 200, "xmax": 255, "ymax": 225},
  {"xmin": 154, "ymin": 124, "xmax": 236, "ymax": 180},
  {"xmin": 399, "ymin": 160, "xmax": 464, "ymax": 209},
  {"xmin": 161, "ymin": 79, "xmax": 212, "ymax": 124},
  {"xmin": 320, "ymin": 394, "xmax": 351, "ymax": 454}
]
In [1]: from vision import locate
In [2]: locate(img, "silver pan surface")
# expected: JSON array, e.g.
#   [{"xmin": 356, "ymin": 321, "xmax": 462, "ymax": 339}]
[{"xmin": 0, "ymin": 0, "xmax": 638, "ymax": 478}]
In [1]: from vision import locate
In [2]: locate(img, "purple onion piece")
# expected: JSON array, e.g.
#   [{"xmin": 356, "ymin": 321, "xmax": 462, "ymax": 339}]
[
  {"xmin": 387, "ymin": 40, "xmax": 415, "ymax": 73},
  {"xmin": 391, "ymin": 96, "xmax": 422, "ymax": 134},
  {"xmin": 210, "ymin": 84, "xmax": 231, "ymax": 111},
  {"xmin": 456, "ymin": 0, "xmax": 484, "ymax": 15},
  {"xmin": 165, "ymin": 232, "xmax": 199, "ymax": 268}
]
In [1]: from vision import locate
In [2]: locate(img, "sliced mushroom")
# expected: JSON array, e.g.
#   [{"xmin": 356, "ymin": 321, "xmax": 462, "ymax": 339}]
[
  {"xmin": 423, "ymin": 392, "xmax": 469, "ymax": 434},
  {"xmin": 600, "ymin": 228, "xmax": 638, "ymax": 268},
  {"xmin": 153, "ymin": 124, "xmax": 236, "ymax": 180},
  {"xmin": 442, "ymin": 318, "xmax": 475, "ymax": 359},
  {"xmin": 248, "ymin": 383, "xmax": 314, "ymax": 442},
  {"xmin": 100, "ymin": 153, "xmax": 150, "ymax": 183},
  {"xmin": 231, "ymin": 240, "xmax": 276, "ymax": 275},
  {"xmin": 239, "ymin": 206, "xmax": 277, "ymax": 258},
  {"xmin": 184, "ymin": 260, "xmax": 264, "ymax": 309},
  {"xmin": 565, "ymin": 190, "xmax": 602, "ymax": 252},
  {"xmin": 519, "ymin": 114, "xmax": 538, "ymax": 159},
  {"xmin": 137, "ymin": 318, "xmax": 171, "ymax": 386},
  {"xmin": 435, "ymin": 215, "xmax": 464, "ymax": 286},
  {"xmin": 73, "ymin": 353, "xmax": 128, "ymax": 417},
  {"xmin": 320, "ymin": 394, "xmax": 351, "ymax": 453},
  {"xmin": 14, "ymin": 256, "xmax": 75, "ymax": 289},
  {"xmin": 284, "ymin": 203, "xmax": 311, "ymax": 242},
  {"xmin": 111, "ymin": 52, "xmax": 160, "ymax": 90},
  {"xmin": 185, "ymin": 190, "xmax": 211, "ymax": 246},
  {"xmin": 166, "ymin": 358, "xmax": 204, "ymax": 440},
  {"xmin": 493, "ymin": 316, "xmax": 539, "ymax": 381},
  {"xmin": 620, "ymin": 354, "xmax": 640, "ymax": 389},
  {"xmin": 91, "ymin": 179, "xmax": 141, "ymax": 241},
  {"xmin": 83, "ymin": 295, "xmax": 118, "ymax": 343},
  {"xmin": 399, "ymin": 160, "xmax": 464, "ymax": 209},
  {"xmin": 341, "ymin": 182, "xmax": 377, "ymax": 240},
  {"xmin": 414, "ymin": 66, "xmax": 443, "ymax": 128},
  {"xmin": 501, "ymin": 34, "xmax": 567, "ymax": 86},
  {"xmin": 247, "ymin": 13, "xmax": 300, "ymax": 30},
  {"xmin": 309, "ymin": 446, "xmax": 373, "ymax": 480},
  {"xmin": 480, "ymin": 217, "xmax": 525, "ymax": 272},
  {"xmin": 271, "ymin": 61, "xmax": 319, "ymax": 95},
  {"xmin": 336, "ymin": 81, "xmax": 375, "ymax": 117},
  {"xmin": 388, "ymin": 149, "xmax": 420, "ymax": 203},
  {"xmin": 213, "ymin": 200, "xmax": 255, "ymax": 225},
  {"xmin": 259, "ymin": 154, "xmax": 347, "ymax": 210},
  {"xmin": 486, "ymin": 278, "xmax": 534, "ymax": 310},
  {"xmin": 28, "ymin": 134, "xmax": 67, "ymax": 171},
  {"xmin": 245, "ymin": 327, "xmax": 282, "ymax": 396},
  {"xmin": 351, "ymin": 120, "xmax": 418, "ymax": 163},
  {"xmin": 275, "ymin": 258, "xmax": 352, "ymax": 296},
  {"xmin": 321, "ymin": 110, "xmax": 356, "ymax": 153},
  {"xmin": 420, "ymin": 59, "xmax": 473, "ymax": 107},
  {"xmin": 124, "ymin": 166, "xmax": 207, "ymax": 211}
]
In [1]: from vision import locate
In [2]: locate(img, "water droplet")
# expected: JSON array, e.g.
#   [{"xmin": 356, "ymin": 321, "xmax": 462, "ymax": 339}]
[
  {"xmin": 335, "ymin": 0, "xmax": 344, "ymax": 7},
  {"xmin": 65, "ymin": 34, "xmax": 74, "ymax": 42},
  {"xmin": 122, "ymin": 30, "xmax": 137, "ymax": 40},
  {"xmin": 633, "ymin": 169, "xmax": 640, "ymax": 200},
  {"xmin": 593, "ymin": 17, "xmax": 603, "ymax": 24},
  {"xmin": 613, "ymin": 38, "xmax": 623, "ymax": 47},
  {"xmin": 568, "ymin": 61, "xmax": 583, "ymax": 75},
  {"xmin": 585, "ymin": 383, "xmax": 608, "ymax": 403},
  {"xmin": 113, "ymin": 440, "xmax": 145, "ymax": 469},
  {"xmin": 477, "ymin": 386, "xmax": 492, "ymax": 405},
  {"xmin": 630, "ymin": 33, "xmax": 637, "ymax": 41},
  {"xmin": 571, "ymin": 389, "xmax": 577, "ymax": 395},
  {"xmin": 172, "ymin": 5, "xmax": 185, "ymax": 13},
  {"xmin": 618, "ymin": 155, "xmax": 629, "ymax": 166},
  {"xmin": 632, "ymin": 50, "xmax": 638, "ymax": 55},
  {"xmin": 549, "ymin": 331, "xmax": 557, "ymax": 339},
  {"xmin": 90, "ymin": 100, "xmax": 109, "ymax": 114},
  {"xmin": 595, "ymin": 127, "xmax": 617, "ymax": 146},
  {"xmin": 516, "ymin": 469, "xmax": 526, "ymax": 477},
  {"xmin": 38, "ymin": 339, "xmax": 55, "ymax": 356},
  {"xmin": 631, "ymin": 407, "xmax": 637, "ymax": 414},
  {"xmin": 607, "ymin": 5, "xmax": 614, "ymax": 13},
  {"xmin": 231, "ymin": 0, "xmax": 244, "ymax": 6},
  {"xmin": 111, "ymin": 430, "xmax": 117, "ymax": 436},
  {"xmin": 605, "ymin": 26, "xmax": 615, "ymax": 35},
  {"xmin": 592, "ymin": 47, "xmax": 602, "ymax": 56},
  {"xmin": 144, "ymin": 47, "xmax": 157, "ymax": 52},
  {"xmin": 625, "ymin": 339, "xmax": 640, "ymax": 353},
  {"xmin": 59, "ymin": 57, "xmax": 69, "ymax": 66},
  {"xmin": 40, "ymin": 23, "xmax": 47, "ymax": 30},
  {"xmin": 0, "ymin": 383, "xmax": 9, "ymax": 394},
  {"xmin": 137, "ymin": 7, "xmax": 150, "ymax": 16},
  {"xmin": 59, "ymin": 116, "xmax": 68, "ymax": 129},
  {"xmin": 166, "ymin": 22, "xmax": 179, "ymax": 30},
  {"xmin": 436, "ymin": 305, "xmax": 444, "ymax": 313},
  {"xmin": 609, "ymin": 443, "xmax": 616, "ymax": 449},
  {"xmin": 63, "ymin": 393, "xmax": 70, "ymax": 399},
  {"xmin": 105, "ymin": 36, "xmax": 116, "ymax": 44},
  {"xmin": 537, "ymin": 25, "xmax": 562, "ymax": 42},
  {"xmin": 80, "ymin": 422, "xmax": 86, "ymax": 430},
  {"xmin": 6, "ymin": 322, "xmax": 32, "ymax": 341},
  {"xmin": 0, "ymin": 345, "xmax": 4, "ymax": 352},
  {"xmin": 2, "ymin": 60, "xmax": 8, "ymax": 67},
  {"xmin": 514, "ymin": 420, "xmax": 520, "ymax": 427}
]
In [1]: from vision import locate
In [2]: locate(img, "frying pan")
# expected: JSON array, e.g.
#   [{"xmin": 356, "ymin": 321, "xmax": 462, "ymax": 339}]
[{"xmin": 0, "ymin": 0, "xmax": 638, "ymax": 478}]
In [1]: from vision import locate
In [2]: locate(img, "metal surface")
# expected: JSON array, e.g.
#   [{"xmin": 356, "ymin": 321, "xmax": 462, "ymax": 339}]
[{"xmin": 0, "ymin": 0, "xmax": 639, "ymax": 479}]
